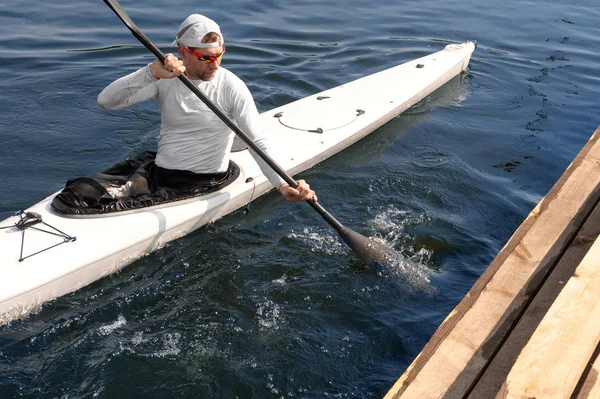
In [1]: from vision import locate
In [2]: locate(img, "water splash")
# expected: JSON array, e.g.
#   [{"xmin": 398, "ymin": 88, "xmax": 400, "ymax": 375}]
[
  {"xmin": 256, "ymin": 299, "xmax": 284, "ymax": 331},
  {"xmin": 131, "ymin": 331, "xmax": 147, "ymax": 346},
  {"xmin": 287, "ymin": 207, "xmax": 435, "ymax": 289},
  {"xmin": 288, "ymin": 227, "xmax": 348, "ymax": 256},
  {"xmin": 370, "ymin": 206, "xmax": 434, "ymax": 290},
  {"xmin": 114, "ymin": 330, "xmax": 181, "ymax": 359},
  {"xmin": 97, "ymin": 314, "xmax": 127, "ymax": 336},
  {"xmin": 149, "ymin": 332, "xmax": 181, "ymax": 358},
  {"xmin": 371, "ymin": 206, "xmax": 429, "ymax": 249},
  {"xmin": 272, "ymin": 275, "xmax": 287, "ymax": 286}
]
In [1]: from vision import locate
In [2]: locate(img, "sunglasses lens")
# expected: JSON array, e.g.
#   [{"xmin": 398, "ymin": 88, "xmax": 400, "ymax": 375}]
[
  {"xmin": 189, "ymin": 46, "xmax": 225, "ymax": 63},
  {"xmin": 201, "ymin": 53, "xmax": 222, "ymax": 63}
]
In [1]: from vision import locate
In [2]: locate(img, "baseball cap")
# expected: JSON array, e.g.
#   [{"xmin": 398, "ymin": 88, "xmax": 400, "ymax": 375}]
[{"xmin": 170, "ymin": 14, "xmax": 224, "ymax": 49}]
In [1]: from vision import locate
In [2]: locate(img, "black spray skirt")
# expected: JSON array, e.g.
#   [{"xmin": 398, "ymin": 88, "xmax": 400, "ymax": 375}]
[{"xmin": 51, "ymin": 152, "xmax": 240, "ymax": 216}]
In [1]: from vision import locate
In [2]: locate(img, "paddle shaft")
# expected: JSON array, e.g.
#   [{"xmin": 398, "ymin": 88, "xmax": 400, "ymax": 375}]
[{"xmin": 103, "ymin": 0, "xmax": 346, "ymax": 233}]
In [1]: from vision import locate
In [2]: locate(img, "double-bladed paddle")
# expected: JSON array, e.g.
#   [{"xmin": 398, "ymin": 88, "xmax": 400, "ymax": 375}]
[{"xmin": 103, "ymin": 0, "xmax": 394, "ymax": 269}]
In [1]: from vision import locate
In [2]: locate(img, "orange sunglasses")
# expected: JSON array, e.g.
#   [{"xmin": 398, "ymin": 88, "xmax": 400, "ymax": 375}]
[{"xmin": 186, "ymin": 45, "xmax": 226, "ymax": 63}]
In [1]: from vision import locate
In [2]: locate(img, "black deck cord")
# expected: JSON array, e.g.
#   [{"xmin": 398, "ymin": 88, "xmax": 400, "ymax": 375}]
[
  {"xmin": 244, "ymin": 177, "xmax": 256, "ymax": 213},
  {"xmin": 0, "ymin": 211, "xmax": 76, "ymax": 262}
]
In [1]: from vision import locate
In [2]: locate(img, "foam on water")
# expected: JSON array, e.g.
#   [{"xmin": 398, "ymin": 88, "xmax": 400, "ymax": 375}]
[
  {"xmin": 118, "ymin": 331, "xmax": 182, "ymax": 358},
  {"xmin": 131, "ymin": 331, "xmax": 146, "ymax": 346},
  {"xmin": 288, "ymin": 226, "xmax": 349, "ymax": 256},
  {"xmin": 287, "ymin": 206, "xmax": 434, "ymax": 289},
  {"xmin": 371, "ymin": 205, "xmax": 430, "ymax": 248},
  {"xmin": 97, "ymin": 314, "xmax": 127, "ymax": 336},
  {"xmin": 272, "ymin": 275, "xmax": 287, "ymax": 286},
  {"xmin": 149, "ymin": 332, "xmax": 182, "ymax": 358},
  {"xmin": 256, "ymin": 299, "xmax": 284, "ymax": 331}
]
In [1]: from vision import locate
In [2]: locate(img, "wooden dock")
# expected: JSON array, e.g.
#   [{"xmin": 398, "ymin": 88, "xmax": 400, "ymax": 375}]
[{"xmin": 385, "ymin": 125, "xmax": 600, "ymax": 399}]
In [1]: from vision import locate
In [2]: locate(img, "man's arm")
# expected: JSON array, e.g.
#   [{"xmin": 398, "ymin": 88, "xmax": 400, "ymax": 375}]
[
  {"xmin": 97, "ymin": 54, "xmax": 185, "ymax": 110},
  {"xmin": 227, "ymin": 75, "xmax": 316, "ymax": 202}
]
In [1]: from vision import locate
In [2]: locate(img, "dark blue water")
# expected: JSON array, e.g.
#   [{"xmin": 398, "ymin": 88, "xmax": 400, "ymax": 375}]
[{"xmin": 1, "ymin": 0, "xmax": 599, "ymax": 397}]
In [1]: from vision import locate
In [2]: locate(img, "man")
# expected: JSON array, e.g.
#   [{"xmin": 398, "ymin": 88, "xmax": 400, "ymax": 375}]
[{"xmin": 98, "ymin": 14, "xmax": 316, "ymax": 202}]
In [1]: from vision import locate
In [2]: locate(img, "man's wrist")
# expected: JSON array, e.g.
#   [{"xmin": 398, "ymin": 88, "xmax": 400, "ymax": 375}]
[
  {"xmin": 146, "ymin": 64, "xmax": 159, "ymax": 81},
  {"xmin": 279, "ymin": 182, "xmax": 293, "ymax": 193}
]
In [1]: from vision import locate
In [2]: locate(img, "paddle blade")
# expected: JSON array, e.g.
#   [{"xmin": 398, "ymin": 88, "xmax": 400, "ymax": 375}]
[{"xmin": 338, "ymin": 225, "xmax": 395, "ymax": 271}]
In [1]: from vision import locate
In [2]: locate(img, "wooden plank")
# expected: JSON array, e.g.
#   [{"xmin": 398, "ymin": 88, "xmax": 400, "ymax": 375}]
[
  {"xmin": 497, "ymin": 236, "xmax": 600, "ymax": 398},
  {"xmin": 468, "ymin": 202, "xmax": 600, "ymax": 397},
  {"xmin": 385, "ymin": 126, "xmax": 600, "ymax": 399},
  {"xmin": 574, "ymin": 343, "xmax": 600, "ymax": 398}
]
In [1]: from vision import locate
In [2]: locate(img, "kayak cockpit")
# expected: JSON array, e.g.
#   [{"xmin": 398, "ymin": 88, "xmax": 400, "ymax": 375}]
[{"xmin": 51, "ymin": 151, "xmax": 240, "ymax": 216}]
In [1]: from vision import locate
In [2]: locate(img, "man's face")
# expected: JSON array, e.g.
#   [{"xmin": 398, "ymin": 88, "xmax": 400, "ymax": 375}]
[{"xmin": 180, "ymin": 45, "xmax": 225, "ymax": 81}]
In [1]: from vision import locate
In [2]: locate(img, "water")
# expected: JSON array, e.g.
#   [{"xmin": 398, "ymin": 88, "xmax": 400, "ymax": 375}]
[{"xmin": 1, "ymin": 0, "xmax": 599, "ymax": 397}]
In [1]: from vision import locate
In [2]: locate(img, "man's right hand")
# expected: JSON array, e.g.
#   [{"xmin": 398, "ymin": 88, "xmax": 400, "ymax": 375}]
[
  {"xmin": 149, "ymin": 53, "xmax": 186, "ymax": 79},
  {"xmin": 278, "ymin": 180, "xmax": 317, "ymax": 202}
]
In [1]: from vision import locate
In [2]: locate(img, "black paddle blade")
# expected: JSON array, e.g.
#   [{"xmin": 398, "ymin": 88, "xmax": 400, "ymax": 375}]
[{"xmin": 337, "ymin": 225, "xmax": 395, "ymax": 271}]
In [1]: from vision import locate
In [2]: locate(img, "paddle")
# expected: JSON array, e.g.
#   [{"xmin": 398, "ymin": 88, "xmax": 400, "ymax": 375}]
[{"xmin": 103, "ymin": 0, "xmax": 394, "ymax": 269}]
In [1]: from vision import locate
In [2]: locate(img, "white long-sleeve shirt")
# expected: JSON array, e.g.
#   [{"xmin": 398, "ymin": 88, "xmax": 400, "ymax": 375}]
[{"xmin": 97, "ymin": 65, "xmax": 284, "ymax": 188}]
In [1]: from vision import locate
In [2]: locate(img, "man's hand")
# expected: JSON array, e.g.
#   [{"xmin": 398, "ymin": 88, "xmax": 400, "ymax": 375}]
[
  {"xmin": 278, "ymin": 180, "xmax": 317, "ymax": 202},
  {"xmin": 149, "ymin": 53, "xmax": 186, "ymax": 79}
]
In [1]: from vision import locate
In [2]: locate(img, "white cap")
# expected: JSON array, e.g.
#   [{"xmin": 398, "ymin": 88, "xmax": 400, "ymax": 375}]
[{"xmin": 170, "ymin": 14, "xmax": 224, "ymax": 49}]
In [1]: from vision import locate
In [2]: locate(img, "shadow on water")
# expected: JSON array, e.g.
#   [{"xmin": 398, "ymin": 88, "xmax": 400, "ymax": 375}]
[{"xmin": 69, "ymin": 44, "xmax": 141, "ymax": 52}]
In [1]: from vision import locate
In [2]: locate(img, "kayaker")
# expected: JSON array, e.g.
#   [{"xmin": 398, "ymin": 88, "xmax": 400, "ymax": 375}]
[{"xmin": 98, "ymin": 14, "xmax": 316, "ymax": 203}]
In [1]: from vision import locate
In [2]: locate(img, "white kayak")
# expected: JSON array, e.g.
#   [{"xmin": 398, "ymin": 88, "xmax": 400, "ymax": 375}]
[{"xmin": 0, "ymin": 41, "xmax": 476, "ymax": 325}]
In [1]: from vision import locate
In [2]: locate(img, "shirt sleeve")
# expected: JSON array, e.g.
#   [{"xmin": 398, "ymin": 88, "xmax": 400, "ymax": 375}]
[
  {"xmin": 226, "ymin": 76, "xmax": 286, "ymax": 189},
  {"xmin": 97, "ymin": 65, "xmax": 159, "ymax": 110}
]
